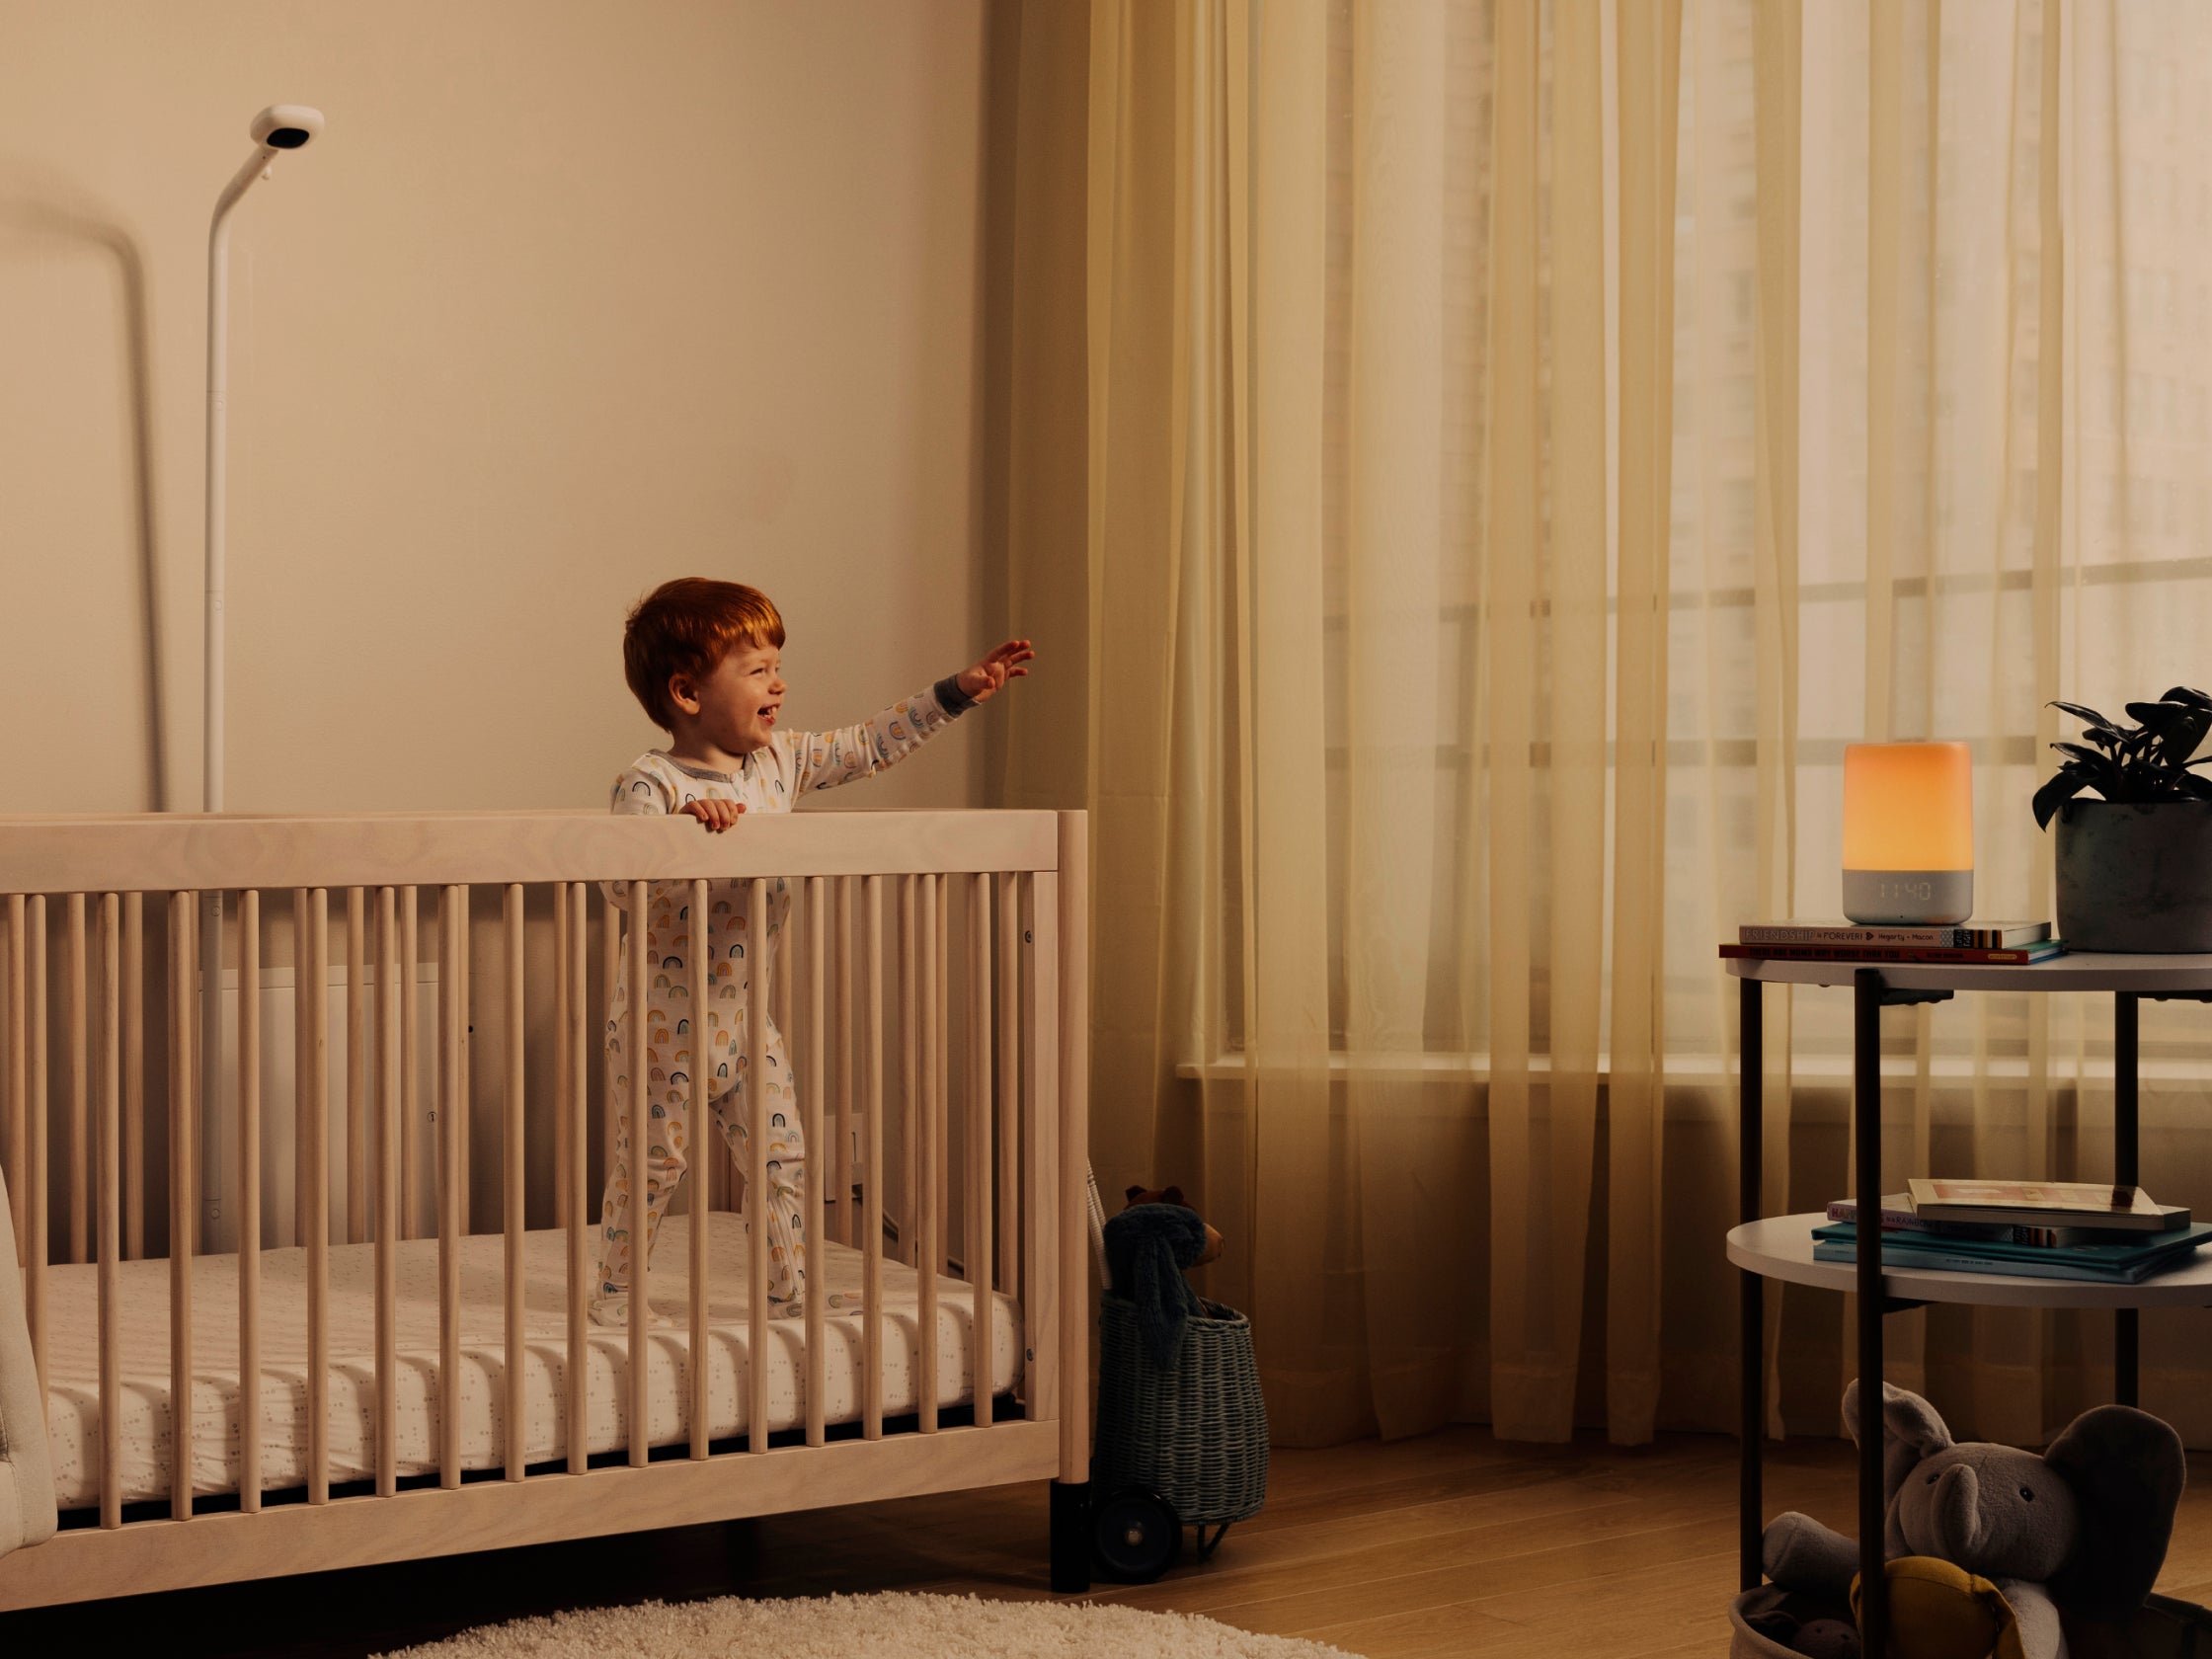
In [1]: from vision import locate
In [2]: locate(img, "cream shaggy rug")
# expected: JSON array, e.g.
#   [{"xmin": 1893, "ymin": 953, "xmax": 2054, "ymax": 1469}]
[{"xmin": 376, "ymin": 1590, "xmax": 1361, "ymax": 1658}]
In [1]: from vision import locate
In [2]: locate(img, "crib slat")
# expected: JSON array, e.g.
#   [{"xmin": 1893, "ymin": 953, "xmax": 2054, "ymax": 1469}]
[
  {"xmin": 833, "ymin": 877, "xmax": 853, "ymax": 1249},
  {"xmin": 4, "ymin": 895, "xmax": 21, "ymax": 1267},
  {"xmin": 900, "ymin": 878, "xmax": 917, "ymax": 1270},
  {"xmin": 237, "ymin": 890, "xmax": 262, "ymax": 1511},
  {"xmin": 746, "ymin": 876, "xmax": 770, "ymax": 1455},
  {"xmin": 165, "ymin": 890, "xmax": 189, "ymax": 1518},
  {"xmin": 1054, "ymin": 818, "xmax": 1089, "ymax": 1482},
  {"xmin": 969, "ymin": 872, "xmax": 992, "ymax": 1429},
  {"xmin": 183, "ymin": 895, "xmax": 198, "ymax": 1265},
  {"xmin": 995, "ymin": 870, "xmax": 1019, "ymax": 1299},
  {"xmin": 600, "ymin": 891, "xmax": 618, "ymax": 1214},
  {"xmin": 687, "ymin": 878, "xmax": 709, "ymax": 1460},
  {"xmin": 347, "ymin": 887, "xmax": 366, "ymax": 1245},
  {"xmin": 457, "ymin": 891, "xmax": 472, "ymax": 1228},
  {"xmin": 801, "ymin": 877, "xmax": 826, "ymax": 1447},
  {"xmin": 439, "ymin": 885, "xmax": 464, "ymax": 1488},
  {"xmin": 294, "ymin": 897, "xmax": 309, "ymax": 1230},
  {"xmin": 916, "ymin": 874, "xmax": 937, "ymax": 1433},
  {"xmin": 306, "ymin": 889, "xmax": 331, "ymax": 1504},
  {"xmin": 936, "ymin": 880, "xmax": 951, "ymax": 1281},
  {"xmin": 566, "ymin": 882, "xmax": 589, "ymax": 1475},
  {"xmin": 123, "ymin": 893, "xmax": 144, "ymax": 1263},
  {"xmin": 504, "ymin": 884, "xmax": 526, "ymax": 1481},
  {"xmin": 553, "ymin": 881, "xmax": 570, "ymax": 1229},
  {"xmin": 375, "ymin": 885, "xmax": 399, "ymax": 1497},
  {"xmin": 400, "ymin": 886, "xmax": 420, "ymax": 1242},
  {"xmin": 862, "ymin": 874, "xmax": 885, "ymax": 1441},
  {"xmin": 771, "ymin": 879, "xmax": 792, "ymax": 1061},
  {"xmin": 626, "ymin": 886, "xmax": 649, "ymax": 1468},
  {"xmin": 66, "ymin": 893, "xmax": 87, "ymax": 1266},
  {"xmin": 97, "ymin": 892, "xmax": 120, "ymax": 1529},
  {"xmin": 1024, "ymin": 872, "xmax": 1059, "ymax": 1430},
  {"xmin": 25, "ymin": 895, "xmax": 46, "ymax": 1411},
  {"xmin": 292, "ymin": 891, "xmax": 308, "ymax": 1249}
]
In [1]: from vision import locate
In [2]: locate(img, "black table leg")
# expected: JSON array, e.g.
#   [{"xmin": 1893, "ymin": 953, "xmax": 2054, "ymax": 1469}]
[
  {"xmin": 2117, "ymin": 990, "xmax": 2140, "ymax": 1408},
  {"xmin": 1854, "ymin": 969, "xmax": 1887, "ymax": 1658},
  {"xmin": 1741, "ymin": 974, "xmax": 1764, "ymax": 1592}
]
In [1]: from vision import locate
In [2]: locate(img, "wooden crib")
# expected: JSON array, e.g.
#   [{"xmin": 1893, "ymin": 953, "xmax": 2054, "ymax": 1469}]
[{"xmin": 0, "ymin": 806, "xmax": 1091, "ymax": 1609}]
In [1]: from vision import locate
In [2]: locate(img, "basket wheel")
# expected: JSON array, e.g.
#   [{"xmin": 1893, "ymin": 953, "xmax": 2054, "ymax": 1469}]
[{"xmin": 1092, "ymin": 1486, "xmax": 1181, "ymax": 1582}]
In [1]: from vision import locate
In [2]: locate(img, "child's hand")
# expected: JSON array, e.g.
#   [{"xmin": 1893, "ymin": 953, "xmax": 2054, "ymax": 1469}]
[
  {"xmin": 678, "ymin": 800, "xmax": 746, "ymax": 832},
  {"xmin": 956, "ymin": 640, "xmax": 1036, "ymax": 704}
]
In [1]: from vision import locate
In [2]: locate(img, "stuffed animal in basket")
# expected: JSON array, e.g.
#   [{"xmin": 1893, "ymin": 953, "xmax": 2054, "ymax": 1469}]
[
  {"xmin": 1104, "ymin": 1186, "xmax": 1224, "ymax": 1368},
  {"xmin": 1124, "ymin": 1185, "xmax": 1223, "ymax": 1265},
  {"xmin": 1763, "ymin": 1381, "xmax": 2186, "ymax": 1659}
]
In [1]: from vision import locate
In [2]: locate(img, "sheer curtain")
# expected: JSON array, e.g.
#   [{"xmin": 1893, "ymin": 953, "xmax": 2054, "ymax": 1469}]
[{"xmin": 1016, "ymin": 0, "xmax": 2212, "ymax": 1450}]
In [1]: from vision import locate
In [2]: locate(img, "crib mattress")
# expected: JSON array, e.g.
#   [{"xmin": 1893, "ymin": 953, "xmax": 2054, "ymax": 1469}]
[{"xmin": 40, "ymin": 1213, "xmax": 1023, "ymax": 1509}]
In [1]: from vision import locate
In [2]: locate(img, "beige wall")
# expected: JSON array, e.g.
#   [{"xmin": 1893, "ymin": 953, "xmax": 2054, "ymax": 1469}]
[{"xmin": 0, "ymin": 0, "xmax": 992, "ymax": 818}]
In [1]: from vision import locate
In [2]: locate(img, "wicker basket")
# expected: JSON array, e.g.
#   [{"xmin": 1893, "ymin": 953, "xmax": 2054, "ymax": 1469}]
[{"xmin": 1092, "ymin": 1292, "xmax": 1269, "ymax": 1531}]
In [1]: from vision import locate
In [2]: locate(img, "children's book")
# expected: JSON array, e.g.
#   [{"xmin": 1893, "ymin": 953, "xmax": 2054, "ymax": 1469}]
[
  {"xmin": 1813, "ymin": 1219, "xmax": 2212, "ymax": 1272},
  {"xmin": 1741, "ymin": 921, "xmax": 2051, "ymax": 948},
  {"xmin": 1826, "ymin": 1194, "xmax": 2142, "ymax": 1248},
  {"xmin": 1719, "ymin": 941, "xmax": 2065, "ymax": 965},
  {"xmin": 1907, "ymin": 1178, "xmax": 2188, "ymax": 1232},
  {"xmin": 1811, "ymin": 1227, "xmax": 2212, "ymax": 1286}
]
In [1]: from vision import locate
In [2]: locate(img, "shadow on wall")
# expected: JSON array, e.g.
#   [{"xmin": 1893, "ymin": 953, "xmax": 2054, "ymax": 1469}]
[{"xmin": 0, "ymin": 168, "xmax": 168, "ymax": 813}]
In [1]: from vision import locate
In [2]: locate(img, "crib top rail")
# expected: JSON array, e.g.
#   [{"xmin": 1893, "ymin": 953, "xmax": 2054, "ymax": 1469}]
[{"xmin": 0, "ymin": 808, "xmax": 1064, "ymax": 895}]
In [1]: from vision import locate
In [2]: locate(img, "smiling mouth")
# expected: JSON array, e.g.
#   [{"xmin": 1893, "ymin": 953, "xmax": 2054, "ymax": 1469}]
[{"xmin": 760, "ymin": 706, "xmax": 779, "ymax": 724}]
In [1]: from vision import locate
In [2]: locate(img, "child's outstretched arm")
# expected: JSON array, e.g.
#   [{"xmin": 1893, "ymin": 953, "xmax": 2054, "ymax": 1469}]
[{"xmin": 791, "ymin": 639, "xmax": 1035, "ymax": 800}]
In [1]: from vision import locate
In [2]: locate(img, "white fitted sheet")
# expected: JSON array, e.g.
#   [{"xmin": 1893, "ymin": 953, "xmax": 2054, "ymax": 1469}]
[{"xmin": 40, "ymin": 1213, "xmax": 1022, "ymax": 1509}]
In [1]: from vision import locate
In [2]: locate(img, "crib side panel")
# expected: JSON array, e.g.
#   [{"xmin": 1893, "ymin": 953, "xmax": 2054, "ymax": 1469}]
[{"xmin": 0, "ymin": 808, "xmax": 1080, "ymax": 1594}]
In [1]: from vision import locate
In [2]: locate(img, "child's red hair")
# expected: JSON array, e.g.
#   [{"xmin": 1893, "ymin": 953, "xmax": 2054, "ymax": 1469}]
[{"xmin": 623, "ymin": 578, "xmax": 785, "ymax": 731}]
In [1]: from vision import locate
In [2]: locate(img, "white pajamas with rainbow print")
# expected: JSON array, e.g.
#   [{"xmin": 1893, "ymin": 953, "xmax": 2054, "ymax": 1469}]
[{"xmin": 595, "ymin": 680, "xmax": 973, "ymax": 1317}]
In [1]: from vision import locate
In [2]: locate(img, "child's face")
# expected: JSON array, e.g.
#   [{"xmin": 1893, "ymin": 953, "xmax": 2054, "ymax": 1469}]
[{"xmin": 673, "ymin": 639, "xmax": 784, "ymax": 756}]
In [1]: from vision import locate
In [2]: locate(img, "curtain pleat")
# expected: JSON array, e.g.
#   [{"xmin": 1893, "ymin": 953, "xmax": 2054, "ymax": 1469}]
[
  {"xmin": 1608, "ymin": 0, "xmax": 1682, "ymax": 1446},
  {"xmin": 1342, "ymin": 0, "xmax": 1453, "ymax": 1441},
  {"xmin": 1750, "ymin": 0, "xmax": 1802, "ymax": 1444},
  {"xmin": 1240, "ymin": 0, "xmax": 1344, "ymax": 1445},
  {"xmin": 1478, "ymin": 0, "xmax": 1547, "ymax": 1442}
]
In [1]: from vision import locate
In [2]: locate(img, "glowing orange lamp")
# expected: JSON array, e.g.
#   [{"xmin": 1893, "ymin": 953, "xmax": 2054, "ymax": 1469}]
[{"xmin": 1843, "ymin": 742, "xmax": 1974, "ymax": 924}]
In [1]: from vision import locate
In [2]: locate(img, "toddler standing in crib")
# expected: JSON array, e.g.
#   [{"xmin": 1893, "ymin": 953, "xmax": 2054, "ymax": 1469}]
[{"xmin": 593, "ymin": 577, "xmax": 1033, "ymax": 1326}]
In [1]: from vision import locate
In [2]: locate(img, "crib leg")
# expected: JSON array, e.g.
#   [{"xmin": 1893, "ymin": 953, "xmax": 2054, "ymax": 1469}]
[
  {"xmin": 723, "ymin": 1515, "xmax": 762, "ymax": 1583},
  {"xmin": 1050, "ymin": 1478, "xmax": 1092, "ymax": 1594}
]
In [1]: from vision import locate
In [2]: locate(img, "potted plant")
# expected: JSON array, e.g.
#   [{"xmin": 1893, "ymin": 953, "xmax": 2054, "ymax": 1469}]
[{"xmin": 2034, "ymin": 686, "xmax": 2212, "ymax": 952}]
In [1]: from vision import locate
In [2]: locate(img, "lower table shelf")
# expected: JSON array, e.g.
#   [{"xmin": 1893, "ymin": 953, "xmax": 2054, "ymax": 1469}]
[
  {"xmin": 1729, "ymin": 1214, "xmax": 2212, "ymax": 1309},
  {"xmin": 1728, "ymin": 961, "xmax": 2212, "ymax": 1653}
]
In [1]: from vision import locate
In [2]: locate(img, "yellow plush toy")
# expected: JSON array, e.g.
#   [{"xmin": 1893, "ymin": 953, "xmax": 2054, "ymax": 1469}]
[{"xmin": 1853, "ymin": 1557, "xmax": 2028, "ymax": 1659}]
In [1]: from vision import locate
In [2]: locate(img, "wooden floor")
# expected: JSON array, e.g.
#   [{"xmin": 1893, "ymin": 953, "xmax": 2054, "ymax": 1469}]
[{"xmin": 6, "ymin": 1427, "xmax": 2211, "ymax": 1656}]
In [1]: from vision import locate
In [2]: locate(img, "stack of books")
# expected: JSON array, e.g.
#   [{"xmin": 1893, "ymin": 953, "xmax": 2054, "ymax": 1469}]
[
  {"xmin": 1721, "ymin": 920, "xmax": 2062, "ymax": 966},
  {"xmin": 1813, "ymin": 1179, "xmax": 2212, "ymax": 1285}
]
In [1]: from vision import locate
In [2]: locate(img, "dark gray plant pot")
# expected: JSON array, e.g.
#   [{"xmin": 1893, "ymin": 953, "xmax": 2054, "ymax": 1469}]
[{"xmin": 2054, "ymin": 800, "xmax": 2212, "ymax": 953}]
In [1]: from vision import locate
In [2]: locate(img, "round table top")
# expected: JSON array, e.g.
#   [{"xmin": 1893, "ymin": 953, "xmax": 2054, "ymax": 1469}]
[
  {"xmin": 1724, "ymin": 951, "xmax": 2212, "ymax": 994},
  {"xmin": 1729, "ymin": 1214, "xmax": 2212, "ymax": 1308}
]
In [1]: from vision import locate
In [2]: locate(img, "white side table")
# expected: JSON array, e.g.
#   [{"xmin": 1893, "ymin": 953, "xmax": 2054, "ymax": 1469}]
[{"xmin": 1725, "ymin": 952, "xmax": 2212, "ymax": 1654}]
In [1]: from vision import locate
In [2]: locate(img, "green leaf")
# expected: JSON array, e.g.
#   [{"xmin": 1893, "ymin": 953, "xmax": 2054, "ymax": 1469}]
[
  {"xmin": 2163, "ymin": 686, "xmax": 2212, "ymax": 711},
  {"xmin": 2051, "ymin": 700, "xmax": 2121, "ymax": 734},
  {"xmin": 2165, "ymin": 709, "xmax": 2209, "ymax": 766},
  {"xmin": 2033, "ymin": 767, "xmax": 2093, "ymax": 830},
  {"xmin": 2124, "ymin": 702, "xmax": 2211, "ymax": 765}
]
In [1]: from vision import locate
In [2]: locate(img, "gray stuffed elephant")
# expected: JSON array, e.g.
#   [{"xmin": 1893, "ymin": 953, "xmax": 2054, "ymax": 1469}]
[{"xmin": 1763, "ymin": 1381, "xmax": 2185, "ymax": 1659}]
